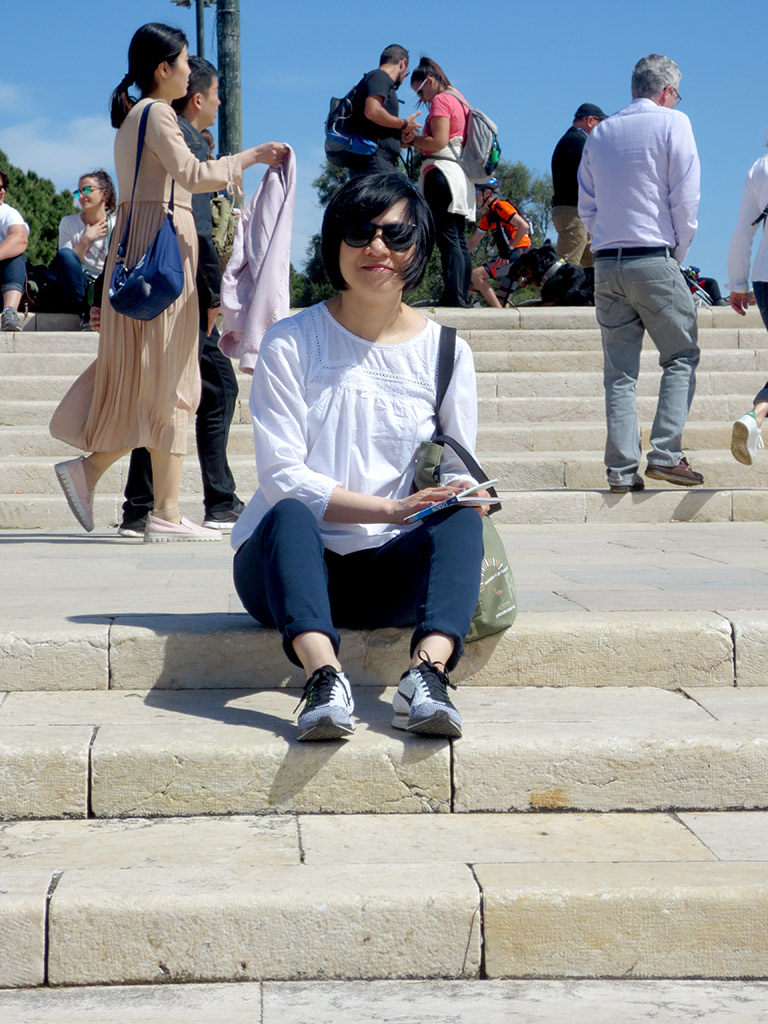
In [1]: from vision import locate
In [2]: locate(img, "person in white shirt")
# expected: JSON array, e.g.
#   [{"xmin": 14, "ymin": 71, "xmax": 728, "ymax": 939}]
[
  {"xmin": 578, "ymin": 54, "xmax": 703, "ymax": 492},
  {"xmin": 231, "ymin": 173, "xmax": 488, "ymax": 742},
  {"xmin": 726, "ymin": 154, "xmax": 768, "ymax": 466},
  {"xmin": 0, "ymin": 167, "xmax": 29, "ymax": 333},
  {"xmin": 46, "ymin": 170, "xmax": 116, "ymax": 324}
]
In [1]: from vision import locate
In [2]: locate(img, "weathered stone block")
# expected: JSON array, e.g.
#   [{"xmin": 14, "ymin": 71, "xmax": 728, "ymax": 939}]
[
  {"xmin": 478, "ymin": 862, "xmax": 768, "ymax": 977},
  {"xmin": 0, "ymin": 870, "xmax": 50, "ymax": 987},
  {"xmin": 0, "ymin": 726, "xmax": 91, "ymax": 819},
  {"xmin": 0, "ymin": 624, "xmax": 109, "ymax": 691},
  {"xmin": 47, "ymin": 863, "xmax": 480, "ymax": 984}
]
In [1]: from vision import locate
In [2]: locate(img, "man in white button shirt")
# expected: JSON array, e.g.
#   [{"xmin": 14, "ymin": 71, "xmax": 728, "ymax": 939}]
[{"xmin": 578, "ymin": 54, "xmax": 704, "ymax": 493}]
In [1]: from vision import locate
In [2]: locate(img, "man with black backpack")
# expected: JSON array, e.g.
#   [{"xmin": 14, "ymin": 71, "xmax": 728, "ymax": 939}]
[{"xmin": 328, "ymin": 45, "xmax": 420, "ymax": 177}]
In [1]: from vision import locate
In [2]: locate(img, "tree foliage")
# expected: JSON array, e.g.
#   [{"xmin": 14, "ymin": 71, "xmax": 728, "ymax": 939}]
[
  {"xmin": 290, "ymin": 156, "xmax": 554, "ymax": 308},
  {"xmin": 0, "ymin": 148, "xmax": 76, "ymax": 265}
]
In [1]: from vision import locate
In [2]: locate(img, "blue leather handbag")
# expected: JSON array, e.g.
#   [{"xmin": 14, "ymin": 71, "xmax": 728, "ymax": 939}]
[{"xmin": 109, "ymin": 102, "xmax": 185, "ymax": 321}]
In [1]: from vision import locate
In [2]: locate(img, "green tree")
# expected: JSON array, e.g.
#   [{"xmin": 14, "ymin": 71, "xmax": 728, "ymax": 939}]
[{"xmin": 0, "ymin": 148, "xmax": 76, "ymax": 265}]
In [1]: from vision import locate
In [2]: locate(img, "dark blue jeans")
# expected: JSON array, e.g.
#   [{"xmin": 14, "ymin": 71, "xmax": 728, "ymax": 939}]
[
  {"xmin": 1, "ymin": 254, "xmax": 26, "ymax": 299},
  {"xmin": 752, "ymin": 281, "xmax": 768, "ymax": 405},
  {"xmin": 45, "ymin": 248, "xmax": 90, "ymax": 313},
  {"xmin": 233, "ymin": 498, "xmax": 484, "ymax": 671}
]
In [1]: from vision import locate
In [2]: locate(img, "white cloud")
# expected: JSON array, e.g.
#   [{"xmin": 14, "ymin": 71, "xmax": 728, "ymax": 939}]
[
  {"xmin": 0, "ymin": 82, "xmax": 22, "ymax": 110},
  {"xmin": 0, "ymin": 116, "xmax": 115, "ymax": 191}
]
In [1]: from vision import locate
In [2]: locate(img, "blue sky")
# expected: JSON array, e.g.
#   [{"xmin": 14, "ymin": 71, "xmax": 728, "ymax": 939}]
[{"xmin": 2, "ymin": 0, "xmax": 766, "ymax": 291}]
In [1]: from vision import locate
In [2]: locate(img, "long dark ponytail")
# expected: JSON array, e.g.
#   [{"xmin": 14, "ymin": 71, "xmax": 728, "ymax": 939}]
[{"xmin": 109, "ymin": 22, "xmax": 188, "ymax": 129}]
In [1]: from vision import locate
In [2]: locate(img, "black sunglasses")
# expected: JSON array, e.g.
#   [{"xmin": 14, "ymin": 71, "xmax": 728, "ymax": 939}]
[{"xmin": 342, "ymin": 220, "xmax": 418, "ymax": 251}]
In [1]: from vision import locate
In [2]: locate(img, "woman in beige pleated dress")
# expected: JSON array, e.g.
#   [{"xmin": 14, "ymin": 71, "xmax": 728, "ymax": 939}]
[{"xmin": 50, "ymin": 22, "xmax": 288, "ymax": 541}]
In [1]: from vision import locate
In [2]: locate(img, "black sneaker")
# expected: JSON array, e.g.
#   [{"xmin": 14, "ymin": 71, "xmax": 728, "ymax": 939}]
[
  {"xmin": 202, "ymin": 499, "xmax": 246, "ymax": 532},
  {"xmin": 117, "ymin": 515, "xmax": 148, "ymax": 538},
  {"xmin": 295, "ymin": 665, "xmax": 355, "ymax": 741},
  {"xmin": 392, "ymin": 652, "xmax": 462, "ymax": 738}
]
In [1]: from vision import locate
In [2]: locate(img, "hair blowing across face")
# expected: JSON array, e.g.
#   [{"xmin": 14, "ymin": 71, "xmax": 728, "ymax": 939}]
[{"xmin": 109, "ymin": 22, "xmax": 188, "ymax": 129}]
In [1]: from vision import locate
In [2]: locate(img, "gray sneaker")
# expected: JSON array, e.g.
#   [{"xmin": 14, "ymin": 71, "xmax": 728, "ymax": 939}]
[
  {"xmin": 392, "ymin": 653, "xmax": 462, "ymax": 738},
  {"xmin": 1, "ymin": 307, "xmax": 22, "ymax": 332},
  {"xmin": 296, "ymin": 665, "xmax": 355, "ymax": 741}
]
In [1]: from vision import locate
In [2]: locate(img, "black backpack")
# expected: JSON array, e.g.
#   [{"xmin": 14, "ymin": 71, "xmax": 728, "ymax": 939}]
[{"xmin": 324, "ymin": 78, "xmax": 377, "ymax": 168}]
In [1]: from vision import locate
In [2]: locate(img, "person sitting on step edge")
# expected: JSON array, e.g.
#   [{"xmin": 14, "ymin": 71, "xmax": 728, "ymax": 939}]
[{"xmin": 231, "ymin": 173, "xmax": 489, "ymax": 742}]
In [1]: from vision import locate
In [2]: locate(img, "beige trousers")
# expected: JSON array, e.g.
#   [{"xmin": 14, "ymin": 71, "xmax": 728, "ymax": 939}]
[{"xmin": 552, "ymin": 205, "xmax": 593, "ymax": 268}]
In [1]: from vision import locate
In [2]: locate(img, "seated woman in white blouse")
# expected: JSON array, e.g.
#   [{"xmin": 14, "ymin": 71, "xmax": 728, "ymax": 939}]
[
  {"xmin": 46, "ymin": 169, "xmax": 116, "ymax": 321},
  {"xmin": 231, "ymin": 173, "xmax": 487, "ymax": 741}
]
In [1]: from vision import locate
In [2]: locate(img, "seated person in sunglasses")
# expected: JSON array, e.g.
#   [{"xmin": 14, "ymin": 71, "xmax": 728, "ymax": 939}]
[
  {"xmin": 45, "ymin": 170, "xmax": 116, "ymax": 325},
  {"xmin": 231, "ymin": 173, "xmax": 487, "ymax": 742}
]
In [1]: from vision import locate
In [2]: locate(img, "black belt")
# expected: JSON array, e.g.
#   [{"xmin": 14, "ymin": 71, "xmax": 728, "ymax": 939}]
[{"xmin": 595, "ymin": 246, "xmax": 669, "ymax": 259}]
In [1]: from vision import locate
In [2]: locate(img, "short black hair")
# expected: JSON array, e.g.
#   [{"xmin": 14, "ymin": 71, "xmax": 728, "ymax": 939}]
[
  {"xmin": 321, "ymin": 173, "xmax": 434, "ymax": 293},
  {"xmin": 0, "ymin": 167, "xmax": 9, "ymax": 191},
  {"xmin": 172, "ymin": 55, "xmax": 218, "ymax": 114},
  {"xmin": 380, "ymin": 44, "xmax": 408, "ymax": 66}
]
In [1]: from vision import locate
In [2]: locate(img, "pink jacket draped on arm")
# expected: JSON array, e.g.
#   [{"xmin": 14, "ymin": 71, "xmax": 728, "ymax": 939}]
[{"xmin": 219, "ymin": 145, "xmax": 296, "ymax": 374}]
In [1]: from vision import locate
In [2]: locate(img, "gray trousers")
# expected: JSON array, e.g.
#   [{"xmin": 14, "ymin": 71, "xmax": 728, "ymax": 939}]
[{"xmin": 594, "ymin": 251, "xmax": 700, "ymax": 486}]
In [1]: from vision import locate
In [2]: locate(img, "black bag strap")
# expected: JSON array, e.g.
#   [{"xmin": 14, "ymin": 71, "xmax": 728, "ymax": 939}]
[
  {"xmin": 115, "ymin": 102, "xmax": 175, "ymax": 264},
  {"xmin": 752, "ymin": 203, "xmax": 768, "ymax": 228},
  {"xmin": 433, "ymin": 324, "xmax": 501, "ymax": 515},
  {"xmin": 434, "ymin": 325, "xmax": 456, "ymax": 437}
]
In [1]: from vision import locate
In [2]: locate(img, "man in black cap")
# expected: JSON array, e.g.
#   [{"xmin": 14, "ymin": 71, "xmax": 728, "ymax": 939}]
[{"xmin": 551, "ymin": 103, "xmax": 606, "ymax": 267}]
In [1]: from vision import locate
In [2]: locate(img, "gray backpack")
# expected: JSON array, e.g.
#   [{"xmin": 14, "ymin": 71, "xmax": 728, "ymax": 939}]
[{"xmin": 446, "ymin": 89, "xmax": 501, "ymax": 183}]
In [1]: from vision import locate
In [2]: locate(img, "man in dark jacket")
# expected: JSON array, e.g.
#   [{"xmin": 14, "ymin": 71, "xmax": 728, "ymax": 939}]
[
  {"xmin": 119, "ymin": 57, "xmax": 243, "ymax": 536},
  {"xmin": 551, "ymin": 103, "xmax": 606, "ymax": 267}
]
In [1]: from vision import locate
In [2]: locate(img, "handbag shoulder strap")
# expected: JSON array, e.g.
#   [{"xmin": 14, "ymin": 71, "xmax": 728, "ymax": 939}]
[
  {"xmin": 115, "ymin": 102, "xmax": 176, "ymax": 262},
  {"xmin": 433, "ymin": 324, "xmax": 502, "ymax": 515},
  {"xmin": 434, "ymin": 324, "xmax": 457, "ymax": 437}
]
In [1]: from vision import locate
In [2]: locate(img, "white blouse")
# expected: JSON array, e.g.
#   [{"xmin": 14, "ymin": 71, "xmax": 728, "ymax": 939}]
[
  {"xmin": 230, "ymin": 301, "xmax": 479, "ymax": 556},
  {"xmin": 727, "ymin": 153, "xmax": 768, "ymax": 292}
]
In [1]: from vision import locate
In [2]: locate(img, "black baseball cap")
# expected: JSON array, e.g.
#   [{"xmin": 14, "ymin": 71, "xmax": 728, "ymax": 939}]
[{"xmin": 574, "ymin": 103, "xmax": 606, "ymax": 120}]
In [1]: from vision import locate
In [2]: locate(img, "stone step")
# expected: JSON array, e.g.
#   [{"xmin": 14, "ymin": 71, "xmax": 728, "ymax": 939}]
[
  {"xmin": 3, "ymin": 450, "xmax": 766, "ymax": 500},
  {"xmin": 491, "ymin": 487, "xmax": 767, "ymax": 524},
  {"xmin": 4, "ymin": 368, "xmax": 767, "ymax": 406},
  {"xmin": 427, "ymin": 304, "xmax": 765, "ymax": 332},
  {"xmin": 5, "ymin": 393, "xmax": 757, "ymax": 429},
  {"xmin": 6, "ymin": 345, "xmax": 768, "ymax": 376},
  {"xmin": 0, "ymin": 811, "xmax": 766, "ymax": 986},
  {"xmin": 0, "ymin": 420, "xmax": 742, "ymax": 458},
  {"xmin": 3, "ymin": 482, "xmax": 768, "ymax": 530},
  {"xmin": 1, "ymin": 686, "xmax": 766, "ymax": 819},
  {"xmin": 2, "ymin": 979, "xmax": 768, "ymax": 1021},
  {"xmin": 0, "ymin": 608, "xmax": 742, "ymax": 693},
  {"xmin": 2, "ymin": 321, "xmax": 766, "ymax": 358}
]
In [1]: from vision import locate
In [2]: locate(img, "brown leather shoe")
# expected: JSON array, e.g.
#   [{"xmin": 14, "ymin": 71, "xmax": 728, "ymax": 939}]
[{"xmin": 645, "ymin": 457, "xmax": 704, "ymax": 487}]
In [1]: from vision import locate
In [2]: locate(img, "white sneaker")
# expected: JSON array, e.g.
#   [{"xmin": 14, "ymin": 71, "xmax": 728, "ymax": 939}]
[
  {"xmin": 296, "ymin": 666, "xmax": 354, "ymax": 741},
  {"xmin": 392, "ymin": 654, "xmax": 462, "ymax": 738},
  {"xmin": 731, "ymin": 414, "xmax": 764, "ymax": 466}
]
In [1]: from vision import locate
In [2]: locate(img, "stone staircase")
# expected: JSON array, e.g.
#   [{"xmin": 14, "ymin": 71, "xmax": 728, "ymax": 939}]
[
  {"xmin": 2, "ymin": 306, "xmax": 767, "ymax": 529},
  {"xmin": 1, "ymin": 307, "xmax": 767, "ymax": 998}
]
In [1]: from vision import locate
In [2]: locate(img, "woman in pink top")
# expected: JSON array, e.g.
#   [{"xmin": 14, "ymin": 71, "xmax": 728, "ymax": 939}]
[{"xmin": 409, "ymin": 58, "xmax": 475, "ymax": 307}]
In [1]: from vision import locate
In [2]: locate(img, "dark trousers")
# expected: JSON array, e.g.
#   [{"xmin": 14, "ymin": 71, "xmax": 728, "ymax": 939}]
[
  {"xmin": 233, "ymin": 498, "xmax": 484, "ymax": 671},
  {"xmin": 1, "ymin": 254, "xmax": 26, "ymax": 299},
  {"xmin": 423, "ymin": 168, "xmax": 471, "ymax": 307},
  {"xmin": 752, "ymin": 281, "xmax": 768, "ymax": 405},
  {"xmin": 44, "ymin": 249, "xmax": 90, "ymax": 314},
  {"xmin": 122, "ymin": 325, "xmax": 240, "ymax": 520}
]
